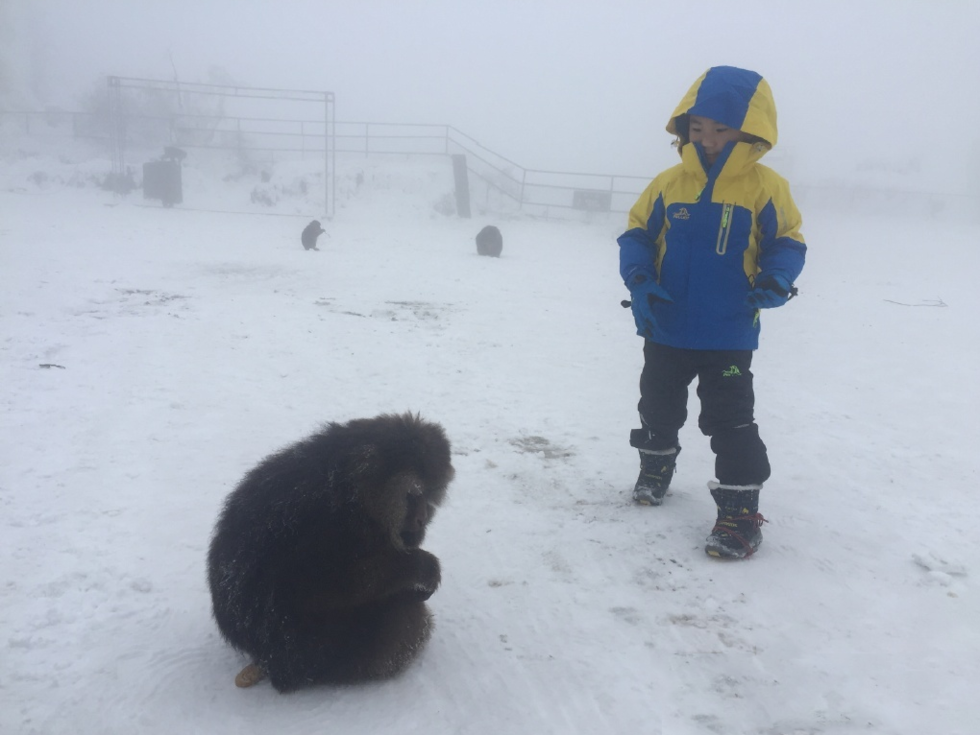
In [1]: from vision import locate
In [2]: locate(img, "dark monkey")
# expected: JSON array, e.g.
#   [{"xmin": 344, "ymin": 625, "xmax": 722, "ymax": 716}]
[
  {"xmin": 207, "ymin": 412, "xmax": 454, "ymax": 692},
  {"xmin": 475, "ymin": 225, "xmax": 502, "ymax": 257},
  {"xmin": 301, "ymin": 220, "xmax": 325, "ymax": 250}
]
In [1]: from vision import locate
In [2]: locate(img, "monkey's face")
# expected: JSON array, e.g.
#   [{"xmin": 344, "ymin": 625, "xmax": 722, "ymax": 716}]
[
  {"xmin": 362, "ymin": 470, "xmax": 436, "ymax": 550},
  {"xmin": 400, "ymin": 490, "xmax": 432, "ymax": 548}
]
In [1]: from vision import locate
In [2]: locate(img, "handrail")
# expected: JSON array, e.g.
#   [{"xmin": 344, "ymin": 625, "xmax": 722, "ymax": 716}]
[{"xmin": 0, "ymin": 109, "xmax": 649, "ymax": 214}]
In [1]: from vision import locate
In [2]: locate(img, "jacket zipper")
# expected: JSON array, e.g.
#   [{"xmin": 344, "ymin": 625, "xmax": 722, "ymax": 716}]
[{"xmin": 715, "ymin": 203, "xmax": 733, "ymax": 255}]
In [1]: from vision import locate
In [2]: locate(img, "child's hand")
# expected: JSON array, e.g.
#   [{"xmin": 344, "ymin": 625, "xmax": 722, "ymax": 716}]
[
  {"xmin": 628, "ymin": 273, "xmax": 673, "ymax": 338},
  {"xmin": 746, "ymin": 274, "xmax": 795, "ymax": 309}
]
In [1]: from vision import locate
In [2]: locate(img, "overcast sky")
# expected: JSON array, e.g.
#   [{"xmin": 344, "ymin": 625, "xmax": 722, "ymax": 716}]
[{"xmin": 4, "ymin": 0, "xmax": 979, "ymax": 187}]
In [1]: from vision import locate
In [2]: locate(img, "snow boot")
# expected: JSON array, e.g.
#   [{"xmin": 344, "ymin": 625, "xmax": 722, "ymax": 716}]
[
  {"xmin": 704, "ymin": 482, "xmax": 768, "ymax": 559},
  {"xmin": 632, "ymin": 447, "xmax": 680, "ymax": 506}
]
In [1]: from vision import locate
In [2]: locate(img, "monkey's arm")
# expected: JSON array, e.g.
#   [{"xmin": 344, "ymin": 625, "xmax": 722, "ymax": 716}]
[{"xmin": 297, "ymin": 548, "xmax": 440, "ymax": 613}]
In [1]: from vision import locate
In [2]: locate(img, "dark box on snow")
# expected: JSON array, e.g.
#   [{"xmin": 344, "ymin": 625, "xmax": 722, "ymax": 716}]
[
  {"xmin": 143, "ymin": 160, "xmax": 182, "ymax": 206},
  {"xmin": 572, "ymin": 189, "xmax": 612, "ymax": 212}
]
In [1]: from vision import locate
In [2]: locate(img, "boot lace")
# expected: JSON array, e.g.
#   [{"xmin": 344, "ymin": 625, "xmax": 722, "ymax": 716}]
[{"xmin": 711, "ymin": 513, "xmax": 768, "ymax": 556}]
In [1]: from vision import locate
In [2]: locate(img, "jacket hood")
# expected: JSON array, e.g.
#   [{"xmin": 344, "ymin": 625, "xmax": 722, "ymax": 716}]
[{"xmin": 667, "ymin": 66, "xmax": 778, "ymax": 148}]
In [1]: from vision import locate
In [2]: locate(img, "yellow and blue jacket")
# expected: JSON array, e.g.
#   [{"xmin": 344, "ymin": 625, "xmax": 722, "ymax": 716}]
[{"xmin": 618, "ymin": 66, "xmax": 806, "ymax": 350}]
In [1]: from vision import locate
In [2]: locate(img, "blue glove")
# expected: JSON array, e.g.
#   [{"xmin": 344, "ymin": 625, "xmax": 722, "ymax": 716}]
[
  {"xmin": 747, "ymin": 274, "xmax": 794, "ymax": 309},
  {"xmin": 628, "ymin": 273, "xmax": 673, "ymax": 338}
]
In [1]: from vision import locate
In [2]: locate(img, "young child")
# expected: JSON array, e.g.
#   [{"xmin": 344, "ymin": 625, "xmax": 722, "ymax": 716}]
[{"xmin": 618, "ymin": 66, "xmax": 806, "ymax": 559}]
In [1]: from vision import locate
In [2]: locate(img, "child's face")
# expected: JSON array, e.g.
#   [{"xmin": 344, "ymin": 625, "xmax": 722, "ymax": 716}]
[{"xmin": 687, "ymin": 115, "xmax": 752, "ymax": 165}]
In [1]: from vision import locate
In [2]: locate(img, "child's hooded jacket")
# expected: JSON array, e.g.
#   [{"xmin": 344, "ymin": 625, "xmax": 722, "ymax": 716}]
[{"xmin": 618, "ymin": 66, "xmax": 806, "ymax": 350}]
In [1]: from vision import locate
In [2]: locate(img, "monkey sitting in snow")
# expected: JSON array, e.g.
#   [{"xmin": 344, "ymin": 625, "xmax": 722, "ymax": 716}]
[
  {"xmin": 207, "ymin": 412, "xmax": 454, "ymax": 692},
  {"xmin": 301, "ymin": 220, "xmax": 325, "ymax": 251},
  {"xmin": 475, "ymin": 225, "xmax": 502, "ymax": 257}
]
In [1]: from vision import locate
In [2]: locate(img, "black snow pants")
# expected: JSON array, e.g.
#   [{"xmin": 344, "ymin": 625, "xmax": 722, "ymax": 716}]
[{"xmin": 632, "ymin": 341, "xmax": 771, "ymax": 486}]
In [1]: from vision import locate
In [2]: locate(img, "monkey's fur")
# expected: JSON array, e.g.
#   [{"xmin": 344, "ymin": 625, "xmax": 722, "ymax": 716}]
[
  {"xmin": 207, "ymin": 412, "xmax": 454, "ymax": 692},
  {"xmin": 475, "ymin": 225, "xmax": 502, "ymax": 257}
]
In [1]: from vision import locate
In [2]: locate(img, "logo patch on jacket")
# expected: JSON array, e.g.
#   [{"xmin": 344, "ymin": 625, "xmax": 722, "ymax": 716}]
[{"xmin": 672, "ymin": 207, "xmax": 691, "ymax": 220}]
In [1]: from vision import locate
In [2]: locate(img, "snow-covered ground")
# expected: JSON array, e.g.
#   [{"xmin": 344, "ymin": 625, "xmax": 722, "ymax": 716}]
[{"xmin": 1, "ymin": 144, "xmax": 978, "ymax": 735}]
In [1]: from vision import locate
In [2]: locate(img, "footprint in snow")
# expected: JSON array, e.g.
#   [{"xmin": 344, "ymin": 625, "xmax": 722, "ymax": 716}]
[{"xmin": 912, "ymin": 552, "xmax": 967, "ymax": 588}]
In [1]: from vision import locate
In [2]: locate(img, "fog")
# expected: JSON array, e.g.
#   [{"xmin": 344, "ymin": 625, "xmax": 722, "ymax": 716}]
[{"xmin": 4, "ymin": 0, "xmax": 980, "ymax": 188}]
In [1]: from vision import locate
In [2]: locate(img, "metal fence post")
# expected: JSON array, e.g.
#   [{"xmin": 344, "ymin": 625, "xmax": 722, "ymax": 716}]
[{"xmin": 321, "ymin": 91, "xmax": 335, "ymax": 220}]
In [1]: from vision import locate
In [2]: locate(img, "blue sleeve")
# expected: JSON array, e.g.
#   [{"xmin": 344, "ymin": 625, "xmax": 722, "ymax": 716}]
[
  {"xmin": 618, "ymin": 188, "xmax": 665, "ymax": 286},
  {"xmin": 757, "ymin": 197, "xmax": 806, "ymax": 284}
]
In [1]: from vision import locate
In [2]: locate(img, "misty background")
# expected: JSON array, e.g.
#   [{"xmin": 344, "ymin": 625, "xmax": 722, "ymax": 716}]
[{"xmin": 2, "ymin": 0, "xmax": 979, "ymax": 195}]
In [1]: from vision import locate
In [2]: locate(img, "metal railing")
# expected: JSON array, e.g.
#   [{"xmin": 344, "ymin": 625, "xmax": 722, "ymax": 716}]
[
  {"xmin": 8, "ymin": 107, "xmax": 978, "ymax": 222},
  {"xmin": 1, "ymin": 109, "xmax": 649, "ymax": 215}
]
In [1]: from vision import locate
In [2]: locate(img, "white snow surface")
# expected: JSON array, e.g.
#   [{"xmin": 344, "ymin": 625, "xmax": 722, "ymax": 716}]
[{"xmin": 1, "ymin": 147, "xmax": 978, "ymax": 735}]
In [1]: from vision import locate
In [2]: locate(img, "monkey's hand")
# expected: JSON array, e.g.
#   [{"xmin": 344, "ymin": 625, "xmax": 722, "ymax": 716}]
[
  {"xmin": 409, "ymin": 550, "xmax": 441, "ymax": 601},
  {"xmin": 234, "ymin": 663, "xmax": 266, "ymax": 688}
]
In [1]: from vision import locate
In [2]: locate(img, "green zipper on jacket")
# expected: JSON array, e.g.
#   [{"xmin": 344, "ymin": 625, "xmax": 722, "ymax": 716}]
[{"xmin": 715, "ymin": 203, "xmax": 734, "ymax": 255}]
